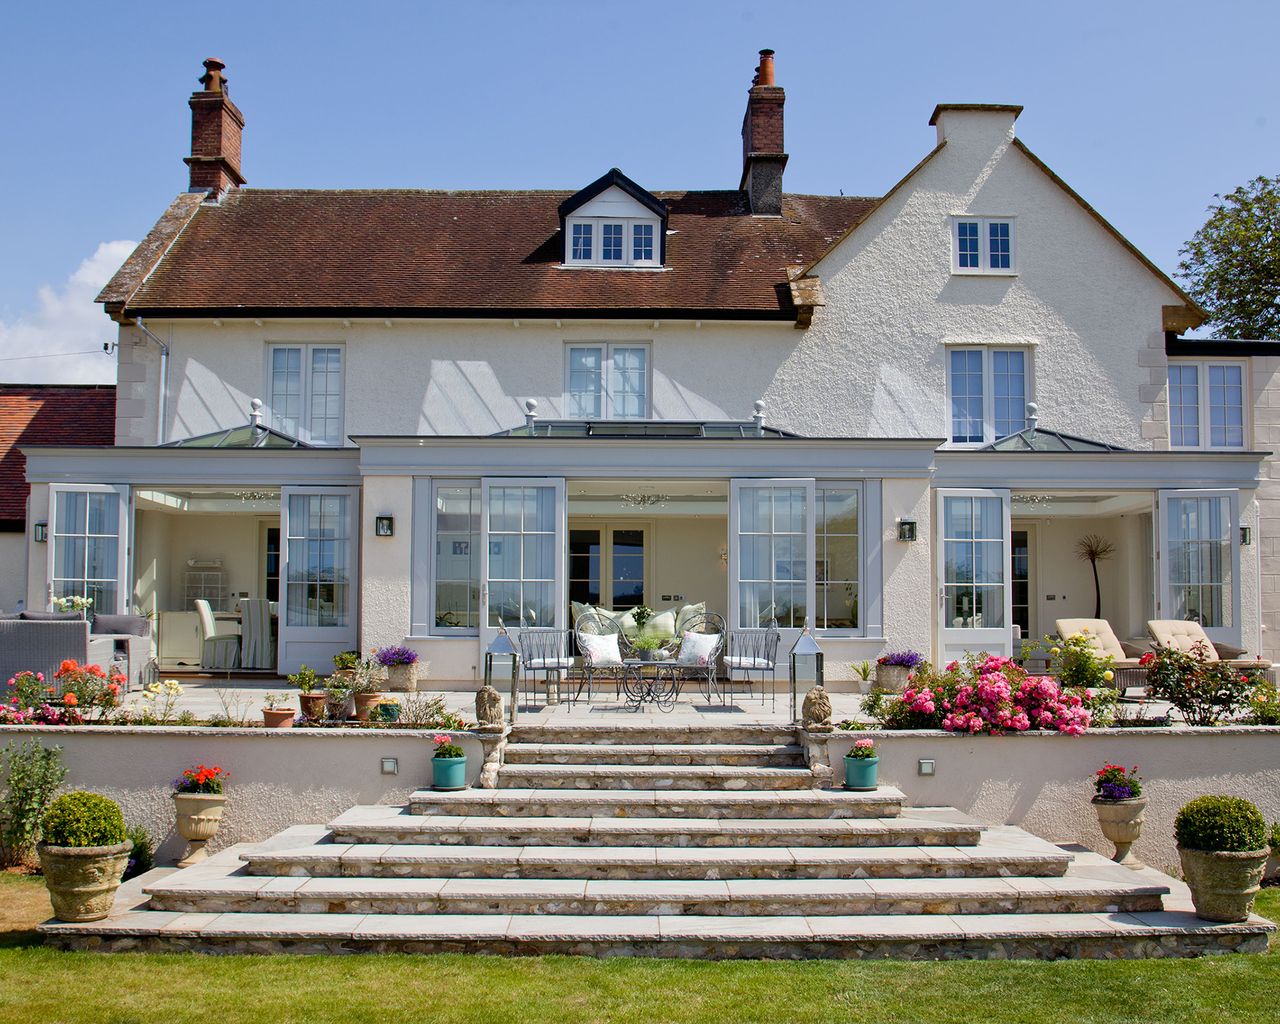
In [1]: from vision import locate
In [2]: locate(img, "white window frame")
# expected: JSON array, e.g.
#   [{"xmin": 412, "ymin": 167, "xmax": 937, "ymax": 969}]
[
  {"xmin": 564, "ymin": 217, "xmax": 662, "ymax": 268},
  {"xmin": 1167, "ymin": 359, "xmax": 1249, "ymax": 451},
  {"xmin": 265, "ymin": 343, "xmax": 346, "ymax": 446},
  {"xmin": 420, "ymin": 478, "xmax": 483, "ymax": 637},
  {"xmin": 46, "ymin": 484, "xmax": 130, "ymax": 616},
  {"xmin": 1158, "ymin": 488, "xmax": 1240, "ymax": 645},
  {"xmin": 945, "ymin": 345, "xmax": 1032, "ymax": 447},
  {"xmin": 951, "ymin": 216, "xmax": 1017, "ymax": 275},
  {"xmin": 814, "ymin": 481, "xmax": 874, "ymax": 637},
  {"xmin": 563, "ymin": 343, "xmax": 652, "ymax": 419}
]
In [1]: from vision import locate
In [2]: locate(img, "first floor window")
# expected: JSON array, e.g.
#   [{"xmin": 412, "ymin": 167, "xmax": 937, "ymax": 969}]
[
  {"xmin": 285, "ymin": 493, "xmax": 350, "ymax": 627},
  {"xmin": 565, "ymin": 344, "xmax": 649, "ymax": 418},
  {"xmin": 948, "ymin": 347, "xmax": 1028, "ymax": 444},
  {"xmin": 51, "ymin": 488, "xmax": 122, "ymax": 616},
  {"xmin": 816, "ymin": 487, "xmax": 859, "ymax": 630},
  {"xmin": 269, "ymin": 345, "xmax": 344, "ymax": 445},
  {"xmin": 1168, "ymin": 361, "xmax": 1246, "ymax": 449},
  {"xmin": 941, "ymin": 494, "xmax": 1006, "ymax": 629},
  {"xmin": 952, "ymin": 216, "xmax": 1016, "ymax": 273},
  {"xmin": 432, "ymin": 483, "xmax": 480, "ymax": 632}
]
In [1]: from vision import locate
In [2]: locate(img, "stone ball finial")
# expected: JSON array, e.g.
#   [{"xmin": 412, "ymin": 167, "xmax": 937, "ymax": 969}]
[{"xmin": 525, "ymin": 398, "xmax": 538, "ymax": 414}]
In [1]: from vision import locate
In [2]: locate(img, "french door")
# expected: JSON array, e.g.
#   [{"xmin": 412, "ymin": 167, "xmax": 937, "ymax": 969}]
[
  {"xmin": 1157, "ymin": 489, "xmax": 1238, "ymax": 646},
  {"xmin": 278, "ymin": 486, "xmax": 359, "ymax": 674},
  {"xmin": 47, "ymin": 485, "xmax": 130, "ymax": 617},
  {"xmin": 936, "ymin": 489, "xmax": 1012, "ymax": 660},
  {"xmin": 480, "ymin": 478, "xmax": 566, "ymax": 647},
  {"xmin": 729, "ymin": 479, "xmax": 816, "ymax": 646},
  {"xmin": 568, "ymin": 521, "xmax": 649, "ymax": 612}
]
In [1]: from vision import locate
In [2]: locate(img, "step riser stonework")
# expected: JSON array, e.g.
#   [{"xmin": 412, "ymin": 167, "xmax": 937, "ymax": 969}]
[
  {"xmin": 496, "ymin": 773, "xmax": 816, "ymax": 792},
  {"xmin": 407, "ymin": 797, "xmax": 903, "ymax": 819},
  {"xmin": 509, "ymin": 727, "xmax": 798, "ymax": 746},
  {"xmin": 502, "ymin": 750, "xmax": 806, "ymax": 767},
  {"xmin": 327, "ymin": 826, "xmax": 982, "ymax": 849}
]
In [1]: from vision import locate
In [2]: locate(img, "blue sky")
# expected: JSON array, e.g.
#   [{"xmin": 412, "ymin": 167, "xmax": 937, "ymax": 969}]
[{"xmin": 1, "ymin": 0, "xmax": 1276, "ymax": 381}]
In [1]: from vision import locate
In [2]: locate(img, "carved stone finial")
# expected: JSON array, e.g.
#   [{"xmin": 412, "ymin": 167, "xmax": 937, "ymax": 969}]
[
  {"xmin": 801, "ymin": 682, "xmax": 832, "ymax": 731},
  {"xmin": 475, "ymin": 682, "xmax": 504, "ymax": 731}
]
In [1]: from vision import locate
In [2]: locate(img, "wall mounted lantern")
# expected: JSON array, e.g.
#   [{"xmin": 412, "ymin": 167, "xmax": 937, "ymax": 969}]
[
  {"xmin": 374, "ymin": 515, "xmax": 394, "ymax": 537},
  {"xmin": 1240, "ymin": 526, "xmax": 1253, "ymax": 546},
  {"xmin": 33, "ymin": 522, "xmax": 48, "ymax": 543},
  {"xmin": 897, "ymin": 518, "xmax": 918, "ymax": 542}
]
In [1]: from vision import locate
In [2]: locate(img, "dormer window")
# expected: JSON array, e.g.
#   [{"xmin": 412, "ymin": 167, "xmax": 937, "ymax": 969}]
[{"xmin": 559, "ymin": 168, "xmax": 668, "ymax": 270}]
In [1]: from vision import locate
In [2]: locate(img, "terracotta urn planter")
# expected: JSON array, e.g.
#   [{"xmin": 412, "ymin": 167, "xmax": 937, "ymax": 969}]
[
  {"xmin": 386, "ymin": 663, "xmax": 419, "ymax": 693},
  {"xmin": 172, "ymin": 792, "xmax": 227, "ymax": 867},
  {"xmin": 1178, "ymin": 846, "xmax": 1269, "ymax": 922},
  {"xmin": 262, "ymin": 707, "xmax": 294, "ymax": 728},
  {"xmin": 37, "ymin": 841, "xmax": 133, "ymax": 922},
  {"xmin": 354, "ymin": 692, "xmax": 382, "ymax": 722},
  {"xmin": 1092, "ymin": 795, "xmax": 1148, "ymax": 868},
  {"xmin": 298, "ymin": 692, "xmax": 326, "ymax": 720},
  {"xmin": 875, "ymin": 664, "xmax": 910, "ymax": 693}
]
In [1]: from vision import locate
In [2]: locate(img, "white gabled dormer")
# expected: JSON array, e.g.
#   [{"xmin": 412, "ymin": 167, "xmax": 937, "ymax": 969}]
[{"xmin": 558, "ymin": 168, "xmax": 667, "ymax": 269}]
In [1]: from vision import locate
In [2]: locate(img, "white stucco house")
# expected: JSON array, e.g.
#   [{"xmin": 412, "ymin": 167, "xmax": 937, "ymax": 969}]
[{"xmin": 18, "ymin": 51, "xmax": 1277, "ymax": 682}]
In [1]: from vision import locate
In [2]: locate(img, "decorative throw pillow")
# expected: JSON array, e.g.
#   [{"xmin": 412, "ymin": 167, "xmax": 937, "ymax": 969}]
[
  {"xmin": 570, "ymin": 601, "xmax": 590, "ymax": 624},
  {"xmin": 20, "ymin": 610, "xmax": 81, "ymax": 621},
  {"xmin": 578, "ymin": 631, "xmax": 622, "ymax": 667},
  {"xmin": 595, "ymin": 607, "xmax": 638, "ymax": 635},
  {"xmin": 677, "ymin": 630, "xmax": 719, "ymax": 667},
  {"xmin": 91, "ymin": 614, "xmax": 150, "ymax": 637},
  {"xmin": 675, "ymin": 602, "xmax": 707, "ymax": 633},
  {"xmin": 640, "ymin": 607, "xmax": 677, "ymax": 639}
]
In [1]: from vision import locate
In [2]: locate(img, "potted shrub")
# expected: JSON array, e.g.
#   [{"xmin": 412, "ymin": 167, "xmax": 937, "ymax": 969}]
[
  {"xmin": 1091, "ymin": 762, "xmax": 1146, "ymax": 867},
  {"xmin": 372, "ymin": 696, "xmax": 402, "ymax": 724},
  {"xmin": 37, "ymin": 791, "xmax": 132, "ymax": 922},
  {"xmin": 432, "ymin": 732, "xmax": 468, "ymax": 791},
  {"xmin": 288, "ymin": 665, "xmax": 325, "ymax": 721},
  {"xmin": 325, "ymin": 681, "xmax": 353, "ymax": 722},
  {"xmin": 171, "ymin": 763, "xmax": 229, "ymax": 867},
  {"xmin": 875, "ymin": 651, "xmax": 923, "ymax": 693},
  {"xmin": 331, "ymin": 650, "xmax": 361, "ymax": 684},
  {"xmin": 261, "ymin": 693, "xmax": 294, "ymax": 728},
  {"xmin": 631, "ymin": 636, "xmax": 663, "ymax": 662},
  {"xmin": 350, "ymin": 671, "xmax": 383, "ymax": 723},
  {"xmin": 843, "ymin": 737, "xmax": 879, "ymax": 791},
  {"xmin": 1174, "ymin": 795, "xmax": 1269, "ymax": 922},
  {"xmin": 377, "ymin": 645, "xmax": 419, "ymax": 693}
]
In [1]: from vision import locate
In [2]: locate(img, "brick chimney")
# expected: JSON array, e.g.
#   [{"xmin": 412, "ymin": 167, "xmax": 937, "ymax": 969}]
[
  {"xmin": 184, "ymin": 58, "xmax": 246, "ymax": 195},
  {"xmin": 740, "ymin": 49, "xmax": 787, "ymax": 216}
]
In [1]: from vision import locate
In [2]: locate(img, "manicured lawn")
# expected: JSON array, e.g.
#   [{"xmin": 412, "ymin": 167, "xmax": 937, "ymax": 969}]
[{"xmin": 0, "ymin": 873, "xmax": 1275, "ymax": 1024}]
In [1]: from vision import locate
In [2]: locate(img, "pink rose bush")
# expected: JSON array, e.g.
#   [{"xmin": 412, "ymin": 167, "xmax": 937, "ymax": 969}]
[{"xmin": 865, "ymin": 654, "xmax": 1093, "ymax": 735}]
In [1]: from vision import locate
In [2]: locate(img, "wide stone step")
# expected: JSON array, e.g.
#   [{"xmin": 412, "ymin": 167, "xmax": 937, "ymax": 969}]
[
  {"xmin": 503, "ymin": 742, "xmax": 806, "ymax": 767},
  {"xmin": 241, "ymin": 839, "xmax": 1072, "ymax": 882},
  {"xmin": 327, "ymin": 807, "xmax": 984, "ymax": 849},
  {"xmin": 408, "ymin": 786, "xmax": 905, "ymax": 819},
  {"xmin": 498, "ymin": 763, "xmax": 816, "ymax": 791},
  {"xmin": 509, "ymin": 724, "xmax": 797, "ymax": 746},
  {"xmin": 43, "ymin": 906, "xmax": 1272, "ymax": 960}
]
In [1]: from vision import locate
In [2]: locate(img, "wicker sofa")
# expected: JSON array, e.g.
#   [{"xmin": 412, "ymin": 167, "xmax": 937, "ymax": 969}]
[{"xmin": 0, "ymin": 615, "xmax": 152, "ymax": 691}]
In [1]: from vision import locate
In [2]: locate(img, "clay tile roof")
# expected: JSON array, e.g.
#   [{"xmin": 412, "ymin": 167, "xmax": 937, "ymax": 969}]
[
  {"xmin": 119, "ymin": 189, "xmax": 879, "ymax": 319},
  {"xmin": 0, "ymin": 385, "xmax": 116, "ymax": 528}
]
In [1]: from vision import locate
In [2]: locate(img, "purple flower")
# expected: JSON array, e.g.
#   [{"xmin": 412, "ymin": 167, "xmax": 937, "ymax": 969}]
[
  {"xmin": 877, "ymin": 650, "xmax": 924, "ymax": 669},
  {"xmin": 1098, "ymin": 781, "xmax": 1137, "ymax": 800},
  {"xmin": 375, "ymin": 645, "xmax": 418, "ymax": 667}
]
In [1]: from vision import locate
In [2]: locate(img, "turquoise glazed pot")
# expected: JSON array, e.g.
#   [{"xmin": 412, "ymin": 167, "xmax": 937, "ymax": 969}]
[
  {"xmin": 432, "ymin": 755, "xmax": 468, "ymax": 791},
  {"xmin": 844, "ymin": 754, "xmax": 879, "ymax": 791}
]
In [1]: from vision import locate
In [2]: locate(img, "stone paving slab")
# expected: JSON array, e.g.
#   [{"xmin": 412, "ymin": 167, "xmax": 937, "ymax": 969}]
[{"xmin": 504, "ymin": 742, "xmax": 806, "ymax": 766}]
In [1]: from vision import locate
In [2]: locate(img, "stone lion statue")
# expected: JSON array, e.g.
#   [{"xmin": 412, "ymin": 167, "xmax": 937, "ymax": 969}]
[
  {"xmin": 475, "ymin": 682, "xmax": 504, "ymax": 728},
  {"xmin": 801, "ymin": 683, "xmax": 832, "ymax": 730}
]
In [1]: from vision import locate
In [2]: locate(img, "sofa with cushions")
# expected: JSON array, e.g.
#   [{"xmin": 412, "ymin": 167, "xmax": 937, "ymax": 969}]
[
  {"xmin": 569, "ymin": 601, "xmax": 707, "ymax": 640},
  {"xmin": 0, "ymin": 612, "xmax": 152, "ymax": 691}
]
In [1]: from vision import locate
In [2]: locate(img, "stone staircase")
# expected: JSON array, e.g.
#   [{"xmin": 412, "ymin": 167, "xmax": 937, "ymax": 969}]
[{"xmin": 42, "ymin": 724, "xmax": 1274, "ymax": 958}]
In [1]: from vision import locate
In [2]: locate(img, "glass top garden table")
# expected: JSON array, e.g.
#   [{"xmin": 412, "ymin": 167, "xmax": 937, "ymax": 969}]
[{"xmin": 620, "ymin": 659, "xmax": 682, "ymax": 712}]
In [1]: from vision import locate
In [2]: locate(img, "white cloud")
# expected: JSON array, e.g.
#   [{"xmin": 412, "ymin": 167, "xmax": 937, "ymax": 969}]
[{"xmin": 0, "ymin": 241, "xmax": 137, "ymax": 384}]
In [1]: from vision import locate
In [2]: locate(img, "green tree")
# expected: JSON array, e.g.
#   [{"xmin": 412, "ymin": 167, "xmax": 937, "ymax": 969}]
[{"xmin": 1177, "ymin": 175, "xmax": 1280, "ymax": 339}]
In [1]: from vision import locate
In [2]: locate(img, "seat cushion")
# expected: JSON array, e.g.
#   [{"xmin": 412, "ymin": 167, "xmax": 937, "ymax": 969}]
[
  {"xmin": 724, "ymin": 655, "xmax": 773, "ymax": 670},
  {"xmin": 525, "ymin": 657, "xmax": 574, "ymax": 670},
  {"xmin": 1147, "ymin": 619, "xmax": 1219, "ymax": 659},
  {"xmin": 21, "ymin": 610, "xmax": 81, "ymax": 621},
  {"xmin": 1055, "ymin": 618, "xmax": 1127, "ymax": 661},
  {"xmin": 91, "ymin": 614, "xmax": 151, "ymax": 637},
  {"xmin": 677, "ymin": 631, "xmax": 719, "ymax": 667},
  {"xmin": 578, "ymin": 632, "xmax": 622, "ymax": 667}
]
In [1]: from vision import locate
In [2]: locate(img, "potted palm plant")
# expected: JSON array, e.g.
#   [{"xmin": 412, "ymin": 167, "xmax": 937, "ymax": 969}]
[
  {"xmin": 432, "ymin": 733, "xmax": 468, "ymax": 791},
  {"xmin": 288, "ymin": 665, "xmax": 325, "ymax": 721},
  {"xmin": 1175, "ymin": 795, "xmax": 1269, "ymax": 922},
  {"xmin": 37, "ymin": 792, "xmax": 132, "ymax": 922},
  {"xmin": 261, "ymin": 693, "xmax": 294, "ymax": 728},
  {"xmin": 843, "ymin": 737, "xmax": 879, "ymax": 791},
  {"xmin": 171, "ymin": 763, "xmax": 229, "ymax": 867},
  {"xmin": 1091, "ymin": 763, "xmax": 1146, "ymax": 867}
]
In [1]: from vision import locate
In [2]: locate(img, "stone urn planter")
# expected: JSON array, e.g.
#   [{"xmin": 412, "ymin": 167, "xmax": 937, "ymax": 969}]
[
  {"xmin": 1178, "ymin": 846, "xmax": 1269, "ymax": 922},
  {"xmin": 386, "ymin": 663, "xmax": 419, "ymax": 692},
  {"xmin": 262, "ymin": 707, "xmax": 294, "ymax": 728},
  {"xmin": 1092, "ymin": 795, "xmax": 1147, "ymax": 868},
  {"xmin": 38, "ymin": 841, "xmax": 133, "ymax": 922},
  {"xmin": 298, "ymin": 691, "xmax": 326, "ymax": 720},
  {"xmin": 172, "ymin": 792, "xmax": 227, "ymax": 867},
  {"xmin": 875, "ymin": 664, "xmax": 910, "ymax": 693},
  {"xmin": 354, "ymin": 692, "xmax": 383, "ymax": 722}
]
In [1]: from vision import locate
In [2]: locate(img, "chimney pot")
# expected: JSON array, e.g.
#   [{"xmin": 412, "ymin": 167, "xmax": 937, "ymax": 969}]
[
  {"xmin": 186, "ymin": 57, "xmax": 246, "ymax": 195},
  {"xmin": 757, "ymin": 49, "xmax": 775, "ymax": 86},
  {"xmin": 200, "ymin": 57, "xmax": 228, "ymax": 93}
]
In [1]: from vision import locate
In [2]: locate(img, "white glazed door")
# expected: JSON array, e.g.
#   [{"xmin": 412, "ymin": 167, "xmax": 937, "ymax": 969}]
[
  {"xmin": 47, "ymin": 484, "xmax": 130, "ymax": 617},
  {"xmin": 936, "ymin": 488, "xmax": 1012, "ymax": 661},
  {"xmin": 728, "ymin": 479, "xmax": 816, "ymax": 648},
  {"xmin": 278, "ymin": 487, "xmax": 359, "ymax": 674},
  {"xmin": 480, "ymin": 478, "xmax": 566, "ymax": 648},
  {"xmin": 1157, "ymin": 489, "xmax": 1239, "ymax": 647}
]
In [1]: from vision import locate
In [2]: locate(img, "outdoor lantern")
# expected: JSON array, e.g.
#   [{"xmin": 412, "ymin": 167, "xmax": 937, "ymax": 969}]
[
  {"xmin": 484, "ymin": 625, "xmax": 521, "ymax": 724},
  {"xmin": 374, "ymin": 515, "xmax": 394, "ymax": 537},
  {"xmin": 788, "ymin": 624, "xmax": 825, "ymax": 724},
  {"xmin": 32, "ymin": 521, "xmax": 48, "ymax": 543},
  {"xmin": 897, "ymin": 518, "xmax": 918, "ymax": 542},
  {"xmin": 1240, "ymin": 526, "xmax": 1253, "ymax": 546}
]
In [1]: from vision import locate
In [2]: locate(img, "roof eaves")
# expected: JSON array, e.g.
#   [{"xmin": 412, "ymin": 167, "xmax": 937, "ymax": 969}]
[
  {"xmin": 98, "ymin": 192, "xmax": 206, "ymax": 319},
  {"xmin": 557, "ymin": 167, "xmax": 667, "ymax": 220}
]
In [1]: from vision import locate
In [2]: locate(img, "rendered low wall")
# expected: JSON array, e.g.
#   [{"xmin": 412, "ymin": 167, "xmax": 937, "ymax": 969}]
[{"xmin": 826, "ymin": 727, "xmax": 1280, "ymax": 873}]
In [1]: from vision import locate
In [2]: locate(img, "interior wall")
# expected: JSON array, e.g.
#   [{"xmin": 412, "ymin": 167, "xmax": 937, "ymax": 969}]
[
  {"xmin": 650, "ymin": 516, "xmax": 727, "ymax": 620},
  {"xmin": 135, "ymin": 509, "xmax": 274, "ymax": 613}
]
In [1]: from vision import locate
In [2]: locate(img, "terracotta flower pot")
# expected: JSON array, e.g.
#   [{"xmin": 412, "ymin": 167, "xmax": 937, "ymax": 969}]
[
  {"xmin": 1177, "ymin": 845, "xmax": 1269, "ymax": 922},
  {"xmin": 354, "ymin": 692, "xmax": 382, "ymax": 722},
  {"xmin": 1092, "ymin": 794, "xmax": 1147, "ymax": 868},
  {"xmin": 298, "ymin": 692, "xmax": 326, "ymax": 720},
  {"xmin": 875, "ymin": 664, "xmax": 910, "ymax": 693},
  {"xmin": 262, "ymin": 707, "xmax": 294, "ymax": 728},
  {"xmin": 386, "ymin": 662, "xmax": 419, "ymax": 692},
  {"xmin": 172, "ymin": 791, "xmax": 227, "ymax": 867},
  {"xmin": 37, "ymin": 841, "xmax": 133, "ymax": 922}
]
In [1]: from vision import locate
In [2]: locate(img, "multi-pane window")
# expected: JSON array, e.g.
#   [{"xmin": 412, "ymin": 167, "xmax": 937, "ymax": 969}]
[
  {"xmin": 486, "ymin": 485, "xmax": 557, "ymax": 628},
  {"xmin": 952, "ymin": 217, "xmax": 1016, "ymax": 273},
  {"xmin": 571, "ymin": 222, "xmax": 593, "ymax": 261},
  {"xmin": 816, "ymin": 487, "xmax": 859, "ymax": 630},
  {"xmin": 565, "ymin": 344, "xmax": 649, "ymax": 419},
  {"xmin": 942, "ymin": 495, "xmax": 1006, "ymax": 630},
  {"xmin": 51, "ymin": 488, "xmax": 122, "ymax": 617},
  {"xmin": 948, "ymin": 347, "xmax": 1029, "ymax": 444},
  {"xmin": 285, "ymin": 493, "xmax": 350, "ymax": 627},
  {"xmin": 1167, "ymin": 361, "xmax": 1246, "ymax": 450},
  {"xmin": 565, "ymin": 218, "xmax": 660, "ymax": 267},
  {"xmin": 737, "ymin": 485, "xmax": 808, "ymax": 629},
  {"xmin": 1166, "ymin": 495, "xmax": 1232, "ymax": 628},
  {"xmin": 432, "ymin": 483, "xmax": 480, "ymax": 633},
  {"xmin": 269, "ymin": 345, "xmax": 344, "ymax": 445}
]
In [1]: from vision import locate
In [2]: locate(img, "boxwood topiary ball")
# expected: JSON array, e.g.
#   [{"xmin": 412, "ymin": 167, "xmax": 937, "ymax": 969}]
[
  {"xmin": 41, "ymin": 791, "xmax": 127, "ymax": 848},
  {"xmin": 1174, "ymin": 795, "xmax": 1267, "ymax": 853}
]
